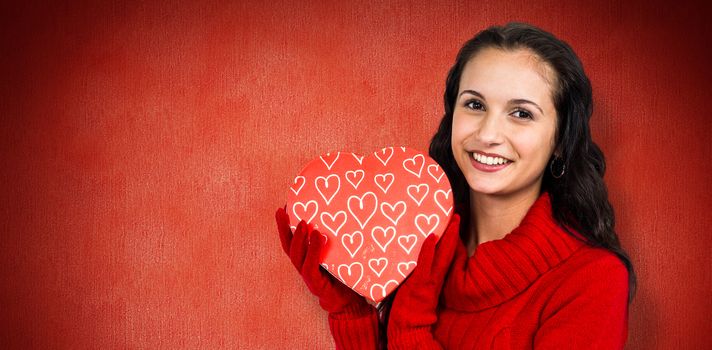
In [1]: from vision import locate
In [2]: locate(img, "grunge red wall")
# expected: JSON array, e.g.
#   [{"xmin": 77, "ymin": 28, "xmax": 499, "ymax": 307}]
[{"xmin": 1, "ymin": 0, "xmax": 710, "ymax": 349}]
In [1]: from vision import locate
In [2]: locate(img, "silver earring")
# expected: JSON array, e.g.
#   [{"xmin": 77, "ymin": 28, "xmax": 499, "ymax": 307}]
[{"xmin": 550, "ymin": 156, "xmax": 565, "ymax": 179}]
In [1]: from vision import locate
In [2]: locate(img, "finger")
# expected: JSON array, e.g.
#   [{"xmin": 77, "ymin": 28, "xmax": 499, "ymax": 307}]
[
  {"xmin": 302, "ymin": 230, "xmax": 327, "ymax": 285},
  {"xmin": 289, "ymin": 220, "xmax": 309, "ymax": 271},
  {"xmin": 306, "ymin": 221, "xmax": 316, "ymax": 232},
  {"xmin": 416, "ymin": 234, "xmax": 438, "ymax": 276},
  {"xmin": 276, "ymin": 208, "xmax": 293, "ymax": 255},
  {"xmin": 433, "ymin": 214, "xmax": 462, "ymax": 273},
  {"xmin": 438, "ymin": 214, "xmax": 461, "ymax": 253},
  {"xmin": 453, "ymin": 233, "xmax": 467, "ymax": 259}
]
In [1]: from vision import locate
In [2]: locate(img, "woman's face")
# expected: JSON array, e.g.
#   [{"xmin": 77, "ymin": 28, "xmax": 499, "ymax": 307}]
[{"xmin": 451, "ymin": 47, "xmax": 558, "ymax": 199}]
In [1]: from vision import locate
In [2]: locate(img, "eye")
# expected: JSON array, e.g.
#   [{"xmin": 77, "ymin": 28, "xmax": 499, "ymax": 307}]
[
  {"xmin": 512, "ymin": 108, "xmax": 533, "ymax": 120},
  {"xmin": 464, "ymin": 99, "xmax": 485, "ymax": 111}
]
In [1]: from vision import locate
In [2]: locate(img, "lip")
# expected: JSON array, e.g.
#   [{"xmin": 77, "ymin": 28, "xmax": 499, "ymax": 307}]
[{"xmin": 469, "ymin": 151, "xmax": 512, "ymax": 173}]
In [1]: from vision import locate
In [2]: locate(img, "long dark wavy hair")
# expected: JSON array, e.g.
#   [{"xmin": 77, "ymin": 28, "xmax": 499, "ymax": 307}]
[{"xmin": 378, "ymin": 22, "xmax": 636, "ymax": 347}]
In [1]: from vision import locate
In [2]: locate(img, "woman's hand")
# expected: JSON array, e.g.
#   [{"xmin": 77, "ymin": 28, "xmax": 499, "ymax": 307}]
[
  {"xmin": 276, "ymin": 207, "xmax": 373, "ymax": 316},
  {"xmin": 387, "ymin": 214, "xmax": 462, "ymax": 349}
]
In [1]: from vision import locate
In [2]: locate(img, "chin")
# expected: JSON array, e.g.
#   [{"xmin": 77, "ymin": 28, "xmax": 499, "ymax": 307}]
[{"xmin": 465, "ymin": 177, "xmax": 506, "ymax": 196}]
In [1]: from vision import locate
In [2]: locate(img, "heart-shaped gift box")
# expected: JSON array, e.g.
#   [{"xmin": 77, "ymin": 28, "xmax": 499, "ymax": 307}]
[{"xmin": 285, "ymin": 147, "xmax": 453, "ymax": 303}]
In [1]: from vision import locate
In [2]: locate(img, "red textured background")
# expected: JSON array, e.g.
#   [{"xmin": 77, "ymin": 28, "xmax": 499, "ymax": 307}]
[{"xmin": 1, "ymin": 1, "xmax": 710, "ymax": 349}]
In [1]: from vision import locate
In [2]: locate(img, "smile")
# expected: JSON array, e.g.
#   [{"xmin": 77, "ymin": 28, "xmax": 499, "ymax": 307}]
[
  {"xmin": 472, "ymin": 152, "xmax": 511, "ymax": 165},
  {"xmin": 469, "ymin": 152, "xmax": 512, "ymax": 172}
]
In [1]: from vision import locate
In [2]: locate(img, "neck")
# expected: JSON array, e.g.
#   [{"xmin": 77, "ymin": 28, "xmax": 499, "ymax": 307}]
[{"xmin": 466, "ymin": 186, "xmax": 542, "ymax": 255}]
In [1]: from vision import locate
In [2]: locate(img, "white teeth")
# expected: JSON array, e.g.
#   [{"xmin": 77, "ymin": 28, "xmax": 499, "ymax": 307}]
[{"xmin": 473, "ymin": 153, "xmax": 509, "ymax": 165}]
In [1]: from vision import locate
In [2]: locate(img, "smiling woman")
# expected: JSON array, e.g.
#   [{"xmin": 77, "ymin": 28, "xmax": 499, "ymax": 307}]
[
  {"xmin": 276, "ymin": 22, "xmax": 635, "ymax": 349},
  {"xmin": 424, "ymin": 22, "xmax": 635, "ymax": 348}
]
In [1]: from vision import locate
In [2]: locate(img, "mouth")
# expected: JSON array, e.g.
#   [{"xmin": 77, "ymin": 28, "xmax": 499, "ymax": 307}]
[
  {"xmin": 469, "ymin": 151, "xmax": 512, "ymax": 172},
  {"xmin": 471, "ymin": 151, "xmax": 512, "ymax": 165}
]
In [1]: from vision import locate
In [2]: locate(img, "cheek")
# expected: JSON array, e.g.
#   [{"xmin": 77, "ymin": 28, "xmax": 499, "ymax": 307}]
[
  {"xmin": 515, "ymin": 127, "xmax": 556, "ymax": 165},
  {"xmin": 450, "ymin": 114, "xmax": 470, "ymax": 149}
]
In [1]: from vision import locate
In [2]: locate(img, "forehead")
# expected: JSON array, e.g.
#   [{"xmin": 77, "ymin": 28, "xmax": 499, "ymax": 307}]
[{"xmin": 459, "ymin": 47, "xmax": 557, "ymax": 106}]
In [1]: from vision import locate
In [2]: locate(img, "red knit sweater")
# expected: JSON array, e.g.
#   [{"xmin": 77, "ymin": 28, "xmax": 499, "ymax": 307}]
[{"xmin": 329, "ymin": 193, "xmax": 630, "ymax": 349}]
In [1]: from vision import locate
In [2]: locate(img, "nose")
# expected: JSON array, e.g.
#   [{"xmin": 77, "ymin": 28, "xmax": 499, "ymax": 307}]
[{"xmin": 475, "ymin": 113, "xmax": 503, "ymax": 146}]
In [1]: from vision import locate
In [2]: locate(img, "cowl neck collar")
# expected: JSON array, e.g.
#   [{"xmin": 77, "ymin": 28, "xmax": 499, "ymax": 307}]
[{"xmin": 443, "ymin": 192, "xmax": 585, "ymax": 311}]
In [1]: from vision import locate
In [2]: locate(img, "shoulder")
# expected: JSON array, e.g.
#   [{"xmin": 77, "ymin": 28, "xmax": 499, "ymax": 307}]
[
  {"xmin": 530, "ymin": 245, "xmax": 631, "ymax": 349},
  {"xmin": 558, "ymin": 245, "xmax": 628, "ymax": 280},
  {"xmin": 540, "ymin": 245, "xmax": 630, "ymax": 314}
]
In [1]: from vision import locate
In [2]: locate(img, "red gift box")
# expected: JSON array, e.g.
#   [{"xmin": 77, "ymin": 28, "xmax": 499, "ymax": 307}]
[{"xmin": 286, "ymin": 147, "xmax": 453, "ymax": 303}]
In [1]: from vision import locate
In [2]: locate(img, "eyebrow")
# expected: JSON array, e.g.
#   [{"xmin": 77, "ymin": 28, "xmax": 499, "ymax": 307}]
[{"xmin": 459, "ymin": 89, "xmax": 544, "ymax": 114}]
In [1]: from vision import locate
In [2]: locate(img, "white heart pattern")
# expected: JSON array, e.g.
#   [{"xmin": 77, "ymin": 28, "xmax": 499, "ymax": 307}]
[{"xmin": 286, "ymin": 147, "xmax": 453, "ymax": 303}]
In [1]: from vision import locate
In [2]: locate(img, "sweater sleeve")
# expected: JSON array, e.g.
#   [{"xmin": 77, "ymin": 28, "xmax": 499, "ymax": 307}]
[
  {"xmin": 534, "ymin": 250, "xmax": 630, "ymax": 349},
  {"xmin": 327, "ymin": 303, "xmax": 380, "ymax": 350}
]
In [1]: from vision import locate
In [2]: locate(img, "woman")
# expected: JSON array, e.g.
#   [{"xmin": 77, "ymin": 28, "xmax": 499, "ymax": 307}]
[{"xmin": 276, "ymin": 22, "xmax": 635, "ymax": 349}]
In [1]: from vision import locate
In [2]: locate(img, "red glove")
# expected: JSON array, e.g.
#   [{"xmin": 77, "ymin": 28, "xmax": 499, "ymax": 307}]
[
  {"xmin": 387, "ymin": 214, "xmax": 462, "ymax": 349},
  {"xmin": 276, "ymin": 207, "xmax": 380, "ymax": 349},
  {"xmin": 276, "ymin": 207, "xmax": 373, "ymax": 314}
]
